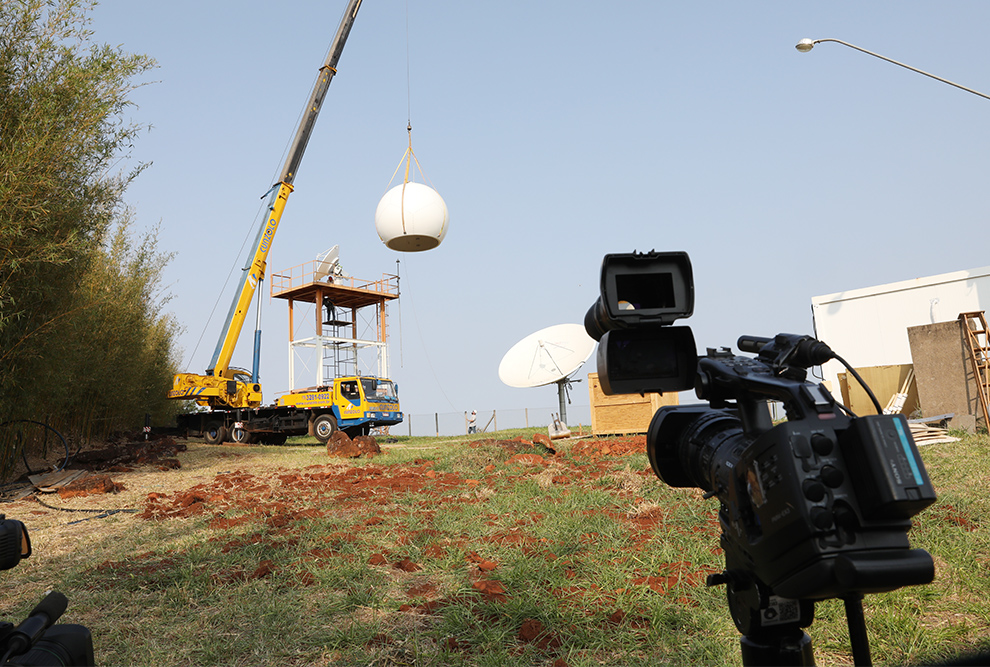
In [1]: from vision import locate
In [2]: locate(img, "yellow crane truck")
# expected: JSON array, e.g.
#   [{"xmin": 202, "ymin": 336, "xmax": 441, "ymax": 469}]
[{"xmin": 168, "ymin": 0, "xmax": 402, "ymax": 445}]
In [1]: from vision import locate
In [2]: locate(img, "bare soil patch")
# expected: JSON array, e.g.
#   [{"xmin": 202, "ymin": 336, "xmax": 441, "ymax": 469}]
[{"xmin": 2, "ymin": 432, "xmax": 728, "ymax": 665}]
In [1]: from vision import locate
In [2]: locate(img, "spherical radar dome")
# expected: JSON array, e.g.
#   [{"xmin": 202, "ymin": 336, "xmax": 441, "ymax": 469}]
[{"xmin": 375, "ymin": 182, "xmax": 448, "ymax": 252}]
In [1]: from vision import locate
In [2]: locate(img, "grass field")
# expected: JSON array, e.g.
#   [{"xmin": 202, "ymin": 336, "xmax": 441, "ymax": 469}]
[{"xmin": 2, "ymin": 427, "xmax": 988, "ymax": 666}]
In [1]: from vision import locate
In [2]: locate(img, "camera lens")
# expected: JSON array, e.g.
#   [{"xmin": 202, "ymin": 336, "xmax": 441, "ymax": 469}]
[
  {"xmin": 647, "ymin": 406, "xmax": 746, "ymax": 492},
  {"xmin": 0, "ymin": 518, "xmax": 29, "ymax": 570},
  {"xmin": 584, "ymin": 298, "xmax": 611, "ymax": 342}
]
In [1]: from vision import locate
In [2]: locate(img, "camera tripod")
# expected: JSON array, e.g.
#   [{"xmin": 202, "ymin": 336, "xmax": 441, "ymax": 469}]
[{"xmin": 713, "ymin": 572, "xmax": 873, "ymax": 666}]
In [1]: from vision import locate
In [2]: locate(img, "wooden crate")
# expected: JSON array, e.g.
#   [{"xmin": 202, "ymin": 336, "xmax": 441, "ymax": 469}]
[{"xmin": 588, "ymin": 372, "xmax": 679, "ymax": 435}]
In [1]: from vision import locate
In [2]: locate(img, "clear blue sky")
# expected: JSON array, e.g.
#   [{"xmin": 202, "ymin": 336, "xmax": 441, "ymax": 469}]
[{"xmin": 90, "ymin": 1, "xmax": 990, "ymax": 419}]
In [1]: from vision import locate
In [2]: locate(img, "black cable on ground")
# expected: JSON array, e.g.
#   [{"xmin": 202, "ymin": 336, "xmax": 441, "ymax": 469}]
[
  {"xmin": 0, "ymin": 420, "xmax": 72, "ymax": 473},
  {"xmin": 29, "ymin": 494, "xmax": 139, "ymax": 525}
]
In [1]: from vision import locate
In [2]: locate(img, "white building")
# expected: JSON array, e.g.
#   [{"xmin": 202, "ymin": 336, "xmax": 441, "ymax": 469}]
[{"xmin": 811, "ymin": 266, "xmax": 990, "ymax": 397}]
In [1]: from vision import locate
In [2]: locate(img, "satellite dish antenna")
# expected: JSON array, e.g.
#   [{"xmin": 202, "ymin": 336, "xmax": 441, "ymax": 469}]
[
  {"xmin": 498, "ymin": 323, "xmax": 597, "ymax": 426},
  {"xmin": 314, "ymin": 246, "xmax": 339, "ymax": 281},
  {"xmin": 314, "ymin": 245, "xmax": 348, "ymax": 284}
]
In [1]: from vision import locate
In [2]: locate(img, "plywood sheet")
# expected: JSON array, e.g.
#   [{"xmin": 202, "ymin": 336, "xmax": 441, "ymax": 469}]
[
  {"xmin": 28, "ymin": 469, "xmax": 88, "ymax": 493},
  {"xmin": 588, "ymin": 373, "xmax": 678, "ymax": 435},
  {"xmin": 837, "ymin": 364, "xmax": 917, "ymax": 417},
  {"xmin": 907, "ymin": 319, "xmax": 982, "ymax": 431}
]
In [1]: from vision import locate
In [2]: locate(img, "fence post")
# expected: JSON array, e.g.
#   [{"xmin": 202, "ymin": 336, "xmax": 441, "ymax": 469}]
[
  {"xmin": 435, "ymin": 413, "xmax": 439, "ymax": 437},
  {"xmin": 493, "ymin": 410, "xmax": 497, "ymax": 433},
  {"xmin": 408, "ymin": 415, "xmax": 412, "ymax": 437}
]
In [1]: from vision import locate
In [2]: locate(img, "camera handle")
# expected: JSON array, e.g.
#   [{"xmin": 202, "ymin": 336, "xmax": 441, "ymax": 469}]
[
  {"xmin": 697, "ymin": 334, "xmax": 855, "ymax": 440},
  {"xmin": 710, "ymin": 569, "xmax": 874, "ymax": 666}
]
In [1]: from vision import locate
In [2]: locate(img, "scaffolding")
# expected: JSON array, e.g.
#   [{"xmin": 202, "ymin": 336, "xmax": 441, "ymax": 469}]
[{"xmin": 271, "ymin": 260, "xmax": 398, "ymax": 389}]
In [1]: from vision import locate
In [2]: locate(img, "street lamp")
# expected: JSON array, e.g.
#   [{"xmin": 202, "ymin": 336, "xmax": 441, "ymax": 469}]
[{"xmin": 795, "ymin": 38, "xmax": 990, "ymax": 102}]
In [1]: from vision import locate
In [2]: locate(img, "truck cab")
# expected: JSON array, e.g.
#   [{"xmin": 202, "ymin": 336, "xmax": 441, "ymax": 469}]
[{"xmin": 276, "ymin": 376, "xmax": 402, "ymax": 442}]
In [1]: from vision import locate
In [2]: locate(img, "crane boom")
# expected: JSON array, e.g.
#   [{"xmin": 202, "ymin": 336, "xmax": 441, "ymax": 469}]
[
  {"xmin": 280, "ymin": 0, "xmax": 363, "ymax": 187},
  {"xmin": 170, "ymin": 0, "xmax": 364, "ymax": 409}
]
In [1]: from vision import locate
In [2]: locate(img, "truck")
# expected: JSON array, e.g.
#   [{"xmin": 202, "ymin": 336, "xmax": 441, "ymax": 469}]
[
  {"xmin": 175, "ymin": 373, "xmax": 401, "ymax": 446},
  {"xmin": 168, "ymin": 0, "xmax": 403, "ymax": 445}
]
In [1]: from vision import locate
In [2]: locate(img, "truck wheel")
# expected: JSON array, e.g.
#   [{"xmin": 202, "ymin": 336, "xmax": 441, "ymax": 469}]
[
  {"xmin": 261, "ymin": 434, "xmax": 288, "ymax": 446},
  {"xmin": 204, "ymin": 420, "xmax": 227, "ymax": 445},
  {"xmin": 230, "ymin": 426, "xmax": 255, "ymax": 445},
  {"xmin": 313, "ymin": 414, "xmax": 337, "ymax": 444}
]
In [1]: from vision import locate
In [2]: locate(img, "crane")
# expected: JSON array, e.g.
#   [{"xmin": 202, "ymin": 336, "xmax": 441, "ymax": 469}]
[
  {"xmin": 167, "ymin": 0, "xmax": 401, "ymax": 446},
  {"xmin": 169, "ymin": 0, "xmax": 364, "ymax": 411}
]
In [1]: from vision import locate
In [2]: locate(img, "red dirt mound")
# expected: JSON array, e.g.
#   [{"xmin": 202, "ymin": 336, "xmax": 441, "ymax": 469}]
[
  {"xmin": 57, "ymin": 473, "xmax": 125, "ymax": 499},
  {"xmin": 326, "ymin": 432, "xmax": 381, "ymax": 458},
  {"xmin": 469, "ymin": 437, "xmax": 554, "ymax": 455},
  {"xmin": 569, "ymin": 435, "xmax": 646, "ymax": 458}
]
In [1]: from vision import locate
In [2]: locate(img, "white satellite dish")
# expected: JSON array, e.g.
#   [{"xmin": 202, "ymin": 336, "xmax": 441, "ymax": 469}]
[
  {"xmin": 314, "ymin": 245, "xmax": 340, "ymax": 282},
  {"xmin": 314, "ymin": 245, "xmax": 349, "ymax": 284},
  {"xmin": 498, "ymin": 323, "xmax": 597, "ymax": 426}
]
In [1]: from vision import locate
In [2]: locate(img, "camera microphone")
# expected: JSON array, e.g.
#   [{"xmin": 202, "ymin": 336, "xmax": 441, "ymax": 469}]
[
  {"xmin": 3, "ymin": 591, "xmax": 68, "ymax": 657},
  {"xmin": 793, "ymin": 337, "xmax": 836, "ymax": 367},
  {"xmin": 737, "ymin": 336, "xmax": 772, "ymax": 354},
  {"xmin": 737, "ymin": 334, "xmax": 836, "ymax": 369}
]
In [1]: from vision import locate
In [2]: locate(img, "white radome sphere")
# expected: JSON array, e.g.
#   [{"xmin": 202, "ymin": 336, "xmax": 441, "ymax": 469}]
[{"xmin": 375, "ymin": 182, "xmax": 448, "ymax": 252}]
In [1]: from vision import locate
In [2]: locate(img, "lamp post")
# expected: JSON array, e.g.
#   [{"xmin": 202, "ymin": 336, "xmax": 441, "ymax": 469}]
[{"xmin": 795, "ymin": 38, "xmax": 990, "ymax": 102}]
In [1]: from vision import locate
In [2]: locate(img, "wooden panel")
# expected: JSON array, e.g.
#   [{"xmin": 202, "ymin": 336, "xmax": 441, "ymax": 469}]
[
  {"xmin": 588, "ymin": 373, "xmax": 678, "ymax": 435},
  {"xmin": 908, "ymin": 319, "xmax": 982, "ymax": 431},
  {"xmin": 837, "ymin": 364, "xmax": 917, "ymax": 417}
]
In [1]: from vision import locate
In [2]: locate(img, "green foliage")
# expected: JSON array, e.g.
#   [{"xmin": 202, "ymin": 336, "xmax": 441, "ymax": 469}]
[{"xmin": 0, "ymin": 0, "xmax": 180, "ymax": 459}]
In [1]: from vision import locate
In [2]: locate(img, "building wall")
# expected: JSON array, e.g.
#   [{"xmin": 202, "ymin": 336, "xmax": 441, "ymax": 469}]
[{"xmin": 811, "ymin": 266, "xmax": 990, "ymax": 398}]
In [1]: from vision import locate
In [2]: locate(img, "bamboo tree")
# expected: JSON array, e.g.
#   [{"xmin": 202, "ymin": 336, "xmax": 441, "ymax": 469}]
[{"xmin": 0, "ymin": 0, "xmax": 180, "ymax": 461}]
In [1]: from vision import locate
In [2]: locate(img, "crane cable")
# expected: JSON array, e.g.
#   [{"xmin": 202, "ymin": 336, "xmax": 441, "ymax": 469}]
[
  {"xmin": 381, "ymin": 0, "xmax": 440, "ymax": 233},
  {"xmin": 384, "ymin": 127, "xmax": 436, "ymax": 189},
  {"xmin": 406, "ymin": 0, "xmax": 412, "ymax": 128}
]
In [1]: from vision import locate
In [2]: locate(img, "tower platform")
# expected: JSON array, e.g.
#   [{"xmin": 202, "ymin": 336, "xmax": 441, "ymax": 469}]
[{"xmin": 270, "ymin": 260, "xmax": 399, "ymax": 388}]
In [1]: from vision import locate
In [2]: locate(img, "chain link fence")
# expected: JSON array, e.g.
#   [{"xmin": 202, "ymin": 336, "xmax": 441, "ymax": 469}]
[
  {"xmin": 397, "ymin": 401, "xmax": 788, "ymax": 438},
  {"xmin": 399, "ymin": 405, "xmax": 593, "ymax": 437}
]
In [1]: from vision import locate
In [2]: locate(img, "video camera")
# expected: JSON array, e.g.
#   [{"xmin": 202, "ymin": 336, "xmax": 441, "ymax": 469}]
[
  {"xmin": 586, "ymin": 250, "xmax": 937, "ymax": 666},
  {"xmin": 0, "ymin": 516, "xmax": 94, "ymax": 666}
]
